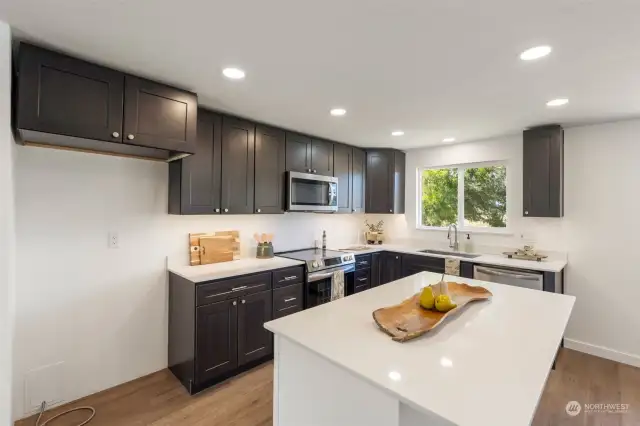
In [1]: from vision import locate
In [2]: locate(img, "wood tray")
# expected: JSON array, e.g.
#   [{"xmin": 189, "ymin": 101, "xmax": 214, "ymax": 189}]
[{"xmin": 372, "ymin": 282, "xmax": 492, "ymax": 342}]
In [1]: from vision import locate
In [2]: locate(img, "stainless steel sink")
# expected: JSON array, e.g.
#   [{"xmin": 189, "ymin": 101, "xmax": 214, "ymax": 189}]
[{"xmin": 418, "ymin": 249, "xmax": 481, "ymax": 259}]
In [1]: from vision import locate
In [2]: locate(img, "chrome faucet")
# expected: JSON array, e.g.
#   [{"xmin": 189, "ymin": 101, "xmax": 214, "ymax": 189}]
[{"xmin": 447, "ymin": 224, "xmax": 459, "ymax": 251}]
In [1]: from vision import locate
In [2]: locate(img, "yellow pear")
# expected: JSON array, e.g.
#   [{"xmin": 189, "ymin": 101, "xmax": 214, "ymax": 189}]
[
  {"xmin": 419, "ymin": 286, "xmax": 435, "ymax": 310},
  {"xmin": 435, "ymin": 294, "xmax": 457, "ymax": 312}
]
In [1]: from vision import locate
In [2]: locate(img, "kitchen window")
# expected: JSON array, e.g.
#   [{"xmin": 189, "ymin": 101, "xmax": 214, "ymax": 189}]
[{"xmin": 418, "ymin": 162, "xmax": 507, "ymax": 231}]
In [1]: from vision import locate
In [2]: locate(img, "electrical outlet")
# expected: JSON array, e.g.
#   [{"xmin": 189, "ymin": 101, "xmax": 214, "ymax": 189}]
[
  {"xmin": 24, "ymin": 362, "xmax": 66, "ymax": 414},
  {"xmin": 108, "ymin": 231, "xmax": 119, "ymax": 248}
]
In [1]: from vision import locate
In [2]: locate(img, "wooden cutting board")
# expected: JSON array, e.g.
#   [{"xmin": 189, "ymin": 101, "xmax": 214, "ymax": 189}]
[
  {"xmin": 372, "ymin": 282, "xmax": 492, "ymax": 342},
  {"xmin": 189, "ymin": 231, "xmax": 240, "ymax": 265}
]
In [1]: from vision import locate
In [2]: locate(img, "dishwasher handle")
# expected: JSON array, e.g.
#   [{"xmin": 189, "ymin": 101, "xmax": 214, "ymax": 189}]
[{"xmin": 475, "ymin": 266, "xmax": 541, "ymax": 281}]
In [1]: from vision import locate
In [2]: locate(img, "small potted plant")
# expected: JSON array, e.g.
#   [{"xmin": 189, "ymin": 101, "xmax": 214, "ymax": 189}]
[{"xmin": 365, "ymin": 220, "xmax": 384, "ymax": 245}]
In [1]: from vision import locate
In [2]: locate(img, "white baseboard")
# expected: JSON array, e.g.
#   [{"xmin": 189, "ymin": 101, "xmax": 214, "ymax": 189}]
[{"xmin": 564, "ymin": 338, "xmax": 640, "ymax": 368}]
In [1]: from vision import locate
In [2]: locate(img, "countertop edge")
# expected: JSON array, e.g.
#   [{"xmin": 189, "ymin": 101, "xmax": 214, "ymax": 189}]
[{"xmin": 168, "ymin": 257, "xmax": 305, "ymax": 283}]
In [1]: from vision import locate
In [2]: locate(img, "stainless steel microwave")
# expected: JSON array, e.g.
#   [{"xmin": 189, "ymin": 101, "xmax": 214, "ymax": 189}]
[{"xmin": 287, "ymin": 171, "xmax": 338, "ymax": 212}]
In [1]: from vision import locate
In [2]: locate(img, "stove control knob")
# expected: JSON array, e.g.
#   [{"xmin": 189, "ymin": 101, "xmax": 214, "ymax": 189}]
[{"xmin": 312, "ymin": 261, "xmax": 319, "ymax": 268}]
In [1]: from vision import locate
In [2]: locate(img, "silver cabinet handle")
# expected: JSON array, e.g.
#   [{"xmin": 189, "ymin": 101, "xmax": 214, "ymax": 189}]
[
  {"xmin": 215, "ymin": 208, "xmax": 220, "ymax": 213},
  {"xmin": 357, "ymin": 277, "xmax": 367, "ymax": 282},
  {"xmin": 524, "ymin": 210, "xmax": 529, "ymax": 215},
  {"xmin": 232, "ymin": 286, "xmax": 247, "ymax": 291},
  {"xmin": 127, "ymin": 134, "xmax": 135, "ymax": 140},
  {"xmin": 241, "ymin": 299, "xmax": 246, "ymax": 304},
  {"xmin": 224, "ymin": 208, "xmax": 229, "ymax": 213},
  {"xmin": 284, "ymin": 297, "xmax": 297, "ymax": 303},
  {"xmin": 307, "ymin": 169, "xmax": 312, "ymax": 173},
  {"xmin": 389, "ymin": 209, "xmax": 393, "ymax": 213},
  {"xmin": 359, "ymin": 261, "xmax": 368, "ymax": 265},
  {"xmin": 313, "ymin": 169, "xmax": 317, "ymax": 173},
  {"xmin": 257, "ymin": 209, "xmax": 261, "ymax": 213},
  {"xmin": 395, "ymin": 256, "xmax": 399, "ymax": 259},
  {"xmin": 112, "ymin": 132, "xmax": 120, "ymax": 138},
  {"xmin": 283, "ymin": 275, "xmax": 298, "ymax": 281},
  {"xmin": 232, "ymin": 301, "xmax": 237, "ymax": 306}
]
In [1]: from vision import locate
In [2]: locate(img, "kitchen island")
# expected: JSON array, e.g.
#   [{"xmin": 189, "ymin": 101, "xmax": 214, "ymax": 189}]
[{"xmin": 264, "ymin": 272, "xmax": 575, "ymax": 426}]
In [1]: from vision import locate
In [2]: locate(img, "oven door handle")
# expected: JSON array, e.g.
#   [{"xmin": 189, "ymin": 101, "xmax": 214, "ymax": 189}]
[{"xmin": 308, "ymin": 265, "xmax": 355, "ymax": 282}]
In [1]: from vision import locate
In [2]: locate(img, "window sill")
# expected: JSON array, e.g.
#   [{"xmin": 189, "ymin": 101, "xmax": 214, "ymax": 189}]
[{"xmin": 415, "ymin": 226, "xmax": 514, "ymax": 236}]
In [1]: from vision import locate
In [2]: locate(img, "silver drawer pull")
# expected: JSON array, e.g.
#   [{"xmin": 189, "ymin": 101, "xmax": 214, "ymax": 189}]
[
  {"xmin": 205, "ymin": 290, "xmax": 233, "ymax": 299},
  {"xmin": 232, "ymin": 286, "xmax": 247, "ymax": 291},
  {"xmin": 283, "ymin": 275, "xmax": 298, "ymax": 281},
  {"xmin": 357, "ymin": 278, "xmax": 367, "ymax": 282},
  {"xmin": 359, "ymin": 261, "xmax": 368, "ymax": 265},
  {"xmin": 278, "ymin": 305, "xmax": 298, "ymax": 313},
  {"xmin": 284, "ymin": 297, "xmax": 297, "ymax": 303}
]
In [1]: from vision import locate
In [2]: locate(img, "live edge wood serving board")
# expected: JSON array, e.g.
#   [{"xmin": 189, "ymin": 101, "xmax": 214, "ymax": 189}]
[{"xmin": 373, "ymin": 282, "xmax": 493, "ymax": 342}]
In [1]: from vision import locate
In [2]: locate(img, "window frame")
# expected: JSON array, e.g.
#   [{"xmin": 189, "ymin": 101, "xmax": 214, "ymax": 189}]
[{"xmin": 416, "ymin": 160, "xmax": 511, "ymax": 234}]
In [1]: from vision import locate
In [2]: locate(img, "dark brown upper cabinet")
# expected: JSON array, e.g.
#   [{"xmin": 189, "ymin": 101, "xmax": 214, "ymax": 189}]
[
  {"xmin": 285, "ymin": 133, "xmax": 333, "ymax": 175},
  {"xmin": 15, "ymin": 42, "xmax": 197, "ymax": 161},
  {"xmin": 333, "ymin": 144, "xmax": 353, "ymax": 213},
  {"xmin": 352, "ymin": 147, "xmax": 366, "ymax": 213},
  {"xmin": 254, "ymin": 125, "xmax": 286, "ymax": 214},
  {"xmin": 123, "ymin": 76, "xmax": 197, "ymax": 154},
  {"xmin": 237, "ymin": 290, "xmax": 273, "ymax": 367},
  {"xmin": 523, "ymin": 125, "xmax": 564, "ymax": 217},
  {"xmin": 168, "ymin": 110, "xmax": 222, "ymax": 214},
  {"xmin": 311, "ymin": 139, "xmax": 334, "ymax": 176},
  {"xmin": 221, "ymin": 117, "xmax": 255, "ymax": 214},
  {"xmin": 16, "ymin": 43, "xmax": 124, "ymax": 144},
  {"xmin": 196, "ymin": 299, "xmax": 238, "ymax": 384},
  {"xmin": 366, "ymin": 149, "xmax": 405, "ymax": 214},
  {"xmin": 285, "ymin": 132, "xmax": 312, "ymax": 173}
]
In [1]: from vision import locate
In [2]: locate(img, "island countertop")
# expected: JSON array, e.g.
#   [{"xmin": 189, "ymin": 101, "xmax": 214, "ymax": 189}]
[{"xmin": 265, "ymin": 272, "xmax": 575, "ymax": 426}]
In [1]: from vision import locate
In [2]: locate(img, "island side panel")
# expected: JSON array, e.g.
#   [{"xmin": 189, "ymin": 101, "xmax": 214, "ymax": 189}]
[{"xmin": 273, "ymin": 335, "xmax": 400, "ymax": 426}]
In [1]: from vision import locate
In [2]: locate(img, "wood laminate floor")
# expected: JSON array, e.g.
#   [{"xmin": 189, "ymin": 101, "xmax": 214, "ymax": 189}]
[{"xmin": 15, "ymin": 349, "xmax": 640, "ymax": 426}]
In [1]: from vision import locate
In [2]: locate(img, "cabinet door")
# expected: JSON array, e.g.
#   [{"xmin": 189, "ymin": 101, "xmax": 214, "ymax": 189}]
[
  {"xmin": 333, "ymin": 144, "xmax": 353, "ymax": 213},
  {"xmin": 380, "ymin": 252, "xmax": 402, "ymax": 284},
  {"xmin": 221, "ymin": 117, "xmax": 255, "ymax": 214},
  {"xmin": 352, "ymin": 148, "xmax": 366, "ymax": 213},
  {"xmin": 17, "ymin": 43, "xmax": 124, "ymax": 143},
  {"xmin": 311, "ymin": 139, "xmax": 334, "ymax": 175},
  {"xmin": 170, "ymin": 110, "xmax": 222, "ymax": 214},
  {"xmin": 366, "ymin": 150, "xmax": 392, "ymax": 213},
  {"xmin": 196, "ymin": 299, "xmax": 238, "ymax": 383},
  {"xmin": 237, "ymin": 290, "xmax": 273, "ymax": 366},
  {"xmin": 255, "ymin": 125, "xmax": 286, "ymax": 214},
  {"xmin": 123, "ymin": 76, "xmax": 197, "ymax": 154},
  {"xmin": 285, "ymin": 132, "xmax": 312, "ymax": 173},
  {"xmin": 371, "ymin": 252, "xmax": 381, "ymax": 287},
  {"xmin": 393, "ymin": 151, "xmax": 406, "ymax": 214},
  {"xmin": 402, "ymin": 254, "xmax": 445, "ymax": 277},
  {"xmin": 523, "ymin": 125, "xmax": 564, "ymax": 217}
]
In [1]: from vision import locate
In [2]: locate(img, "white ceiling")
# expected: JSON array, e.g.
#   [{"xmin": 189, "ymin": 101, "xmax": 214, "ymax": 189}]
[{"xmin": 2, "ymin": 0, "xmax": 640, "ymax": 149}]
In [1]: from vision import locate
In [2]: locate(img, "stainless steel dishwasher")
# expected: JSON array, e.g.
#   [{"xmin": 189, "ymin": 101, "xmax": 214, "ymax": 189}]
[{"xmin": 473, "ymin": 265, "xmax": 543, "ymax": 291}]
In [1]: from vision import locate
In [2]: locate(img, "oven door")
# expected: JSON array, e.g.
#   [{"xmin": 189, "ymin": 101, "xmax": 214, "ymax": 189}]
[
  {"xmin": 306, "ymin": 264, "xmax": 355, "ymax": 308},
  {"xmin": 287, "ymin": 171, "xmax": 338, "ymax": 212}
]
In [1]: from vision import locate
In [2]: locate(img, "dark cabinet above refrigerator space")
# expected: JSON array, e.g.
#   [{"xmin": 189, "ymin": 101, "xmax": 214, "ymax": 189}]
[
  {"xmin": 523, "ymin": 125, "xmax": 564, "ymax": 217},
  {"xmin": 14, "ymin": 43, "xmax": 197, "ymax": 162}
]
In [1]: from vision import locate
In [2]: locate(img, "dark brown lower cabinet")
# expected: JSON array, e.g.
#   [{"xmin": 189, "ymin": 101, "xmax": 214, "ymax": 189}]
[
  {"xmin": 238, "ymin": 290, "xmax": 273, "ymax": 366},
  {"xmin": 401, "ymin": 254, "xmax": 445, "ymax": 277},
  {"xmin": 380, "ymin": 252, "xmax": 403, "ymax": 284},
  {"xmin": 371, "ymin": 252, "xmax": 381, "ymax": 287},
  {"xmin": 196, "ymin": 299, "xmax": 237, "ymax": 383}
]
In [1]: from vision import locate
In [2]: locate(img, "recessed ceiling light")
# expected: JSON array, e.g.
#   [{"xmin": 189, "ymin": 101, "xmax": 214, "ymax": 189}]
[
  {"xmin": 546, "ymin": 98, "xmax": 569, "ymax": 107},
  {"xmin": 520, "ymin": 46, "xmax": 552, "ymax": 61},
  {"xmin": 442, "ymin": 137, "xmax": 456, "ymax": 143},
  {"xmin": 222, "ymin": 67, "xmax": 245, "ymax": 80},
  {"xmin": 391, "ymin": 131, "xmax": 404, "ymax": 136},
  {"xmin": 330, "ymin": 108, "xmax": 347, "ymax": 116}
]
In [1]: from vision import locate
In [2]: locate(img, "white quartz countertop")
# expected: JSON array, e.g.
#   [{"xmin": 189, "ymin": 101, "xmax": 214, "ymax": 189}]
[
  {"xmin": 168, "ymin": 257, "xmax": 304, "ymax": 283},
  {"xmin": 338, "ymin": 243, "xmax": 567, "ymax": 272},
  {"xmin": 265, "ymin": 272, "xmax": 575, "ymax": 426}
]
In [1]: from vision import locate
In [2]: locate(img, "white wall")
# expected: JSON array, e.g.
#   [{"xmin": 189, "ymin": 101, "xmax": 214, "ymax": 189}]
[
  {"xmin": 12, "ymin": 145, "xmax": 363, "ymax": 419},
  {"xmin": 383, "ymin": 119, "xmax": 640, "ymax": 367},
  {"xmin": 0, "ymin": 21, "xmax": 16, "ymax": 426}
]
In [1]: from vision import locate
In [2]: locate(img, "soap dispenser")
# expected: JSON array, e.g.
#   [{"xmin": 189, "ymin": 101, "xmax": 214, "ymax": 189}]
[{"xmin": 464, "ymin": 233, "xmax": 473, "ymax": 253}]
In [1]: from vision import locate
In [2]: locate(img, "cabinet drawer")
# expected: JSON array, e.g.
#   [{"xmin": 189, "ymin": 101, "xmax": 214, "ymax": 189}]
[
  {"xmin": 355, "ymin": 254, "xmax": 372, "ymax": 270},
  {"xmin": 354, "ymin": 269, "xmax": 370, "ymax": 293},
  {"xmin": 197, "ymin": 272, "xmax": 272, "ymax": 306},
  {"xmin": 272, "ymin": 266, "xmax": 304, "ymax": 288},
  {"xmin": 273, "ymin": 283, "xmax": 304, "ymax": 319}
]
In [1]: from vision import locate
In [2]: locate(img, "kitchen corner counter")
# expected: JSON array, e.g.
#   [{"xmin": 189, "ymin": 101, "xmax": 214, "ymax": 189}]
[
  {"xmin": 168, "ymin": 257, "xmax": 304, "ymax": 283},
  {"xmin": 339, "ymin": 243, "xmax": 567, "ymax": 273}
]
